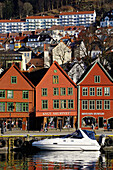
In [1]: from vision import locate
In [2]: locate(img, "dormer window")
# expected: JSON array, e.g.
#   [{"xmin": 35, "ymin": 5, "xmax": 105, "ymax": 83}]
[{"xmin": 94, "ymin": 76, "xmax": 100, "ymax": 83}]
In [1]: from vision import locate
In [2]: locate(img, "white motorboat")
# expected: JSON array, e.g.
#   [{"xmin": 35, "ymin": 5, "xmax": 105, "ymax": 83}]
[{"xmin": 32, "ymin": 128, "xmax": 101, "ymax": 151}]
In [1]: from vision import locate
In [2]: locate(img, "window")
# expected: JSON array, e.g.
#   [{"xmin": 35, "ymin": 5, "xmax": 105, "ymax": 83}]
[
  {"xmin": 61, "ymin": 88, "xmax": 66, "ymax": 95},
  {"xmin": 0, "ymin": 102, "xmax": 5, "ymax": 112},
  {"xmin": 104, "ymin": 100, "xmax": 110, "ymax": 110},
  {"xmin": 16, "ymin": 103, "xmax": 22, "ymax": 112},
  {"xmin": 23, "ymin": 91, "xmax": 29, "ymax": 99},
  {"xmin": 42, "ymin": 88, "xmax": 47, "ymax": 96},
  {"xmin": 90, "ymin": 87, "xmax": 95, "ymax": 96},
  {"xmin": 53, "ymin": 88, "xmax": 59, "ymax": 96},
  {"xmin": 16, "ymin": 102, "xmax": 29, "ymax": 112},
  {"xmin": 68, "ymin": 87, "xmax": 73, "ymax": 95},
  {"xmin": 82, "ymin": 87, "xmax": 88, "ymax": 96},
  {"xmin": 96, "ymin": 100, "xmax": 102, "ymax": 110},
  {"xmin": 94, "ymin": 76, "xmax": 100, "ymax": 83},
  {"xmin": 23, "ymin": 103, "xmax": 28, "ymax": 112},
  {"xmin": 42, "ymin": 100, "xmax": 48, "ymax": 109},
  {"xmin": 7, "ymin": 102, "xmax": 14, "ymax": 112},
  {"xmin": 53, "ymin": 100, "xmax": 59, "ymax": 109},
  {"xmin": 82, "ymin": 100, "xmax": 88, "ymax": 110},
  {"xmin": 97, "ymin": 87, "xmax": 102, "ymax": 96},
  {"xmin": 89, "ymin": 100, "xmax": 95, "ymax": 110},
  {"xmin": 0, "ymin": 90, "xmax": 5, "ymax": 98},
  {"xmin": 11, "ymin": 76, "xmax": 17, "ymax": 84},
  {"xmin": 53, "ymin": 75, "xmax": 59, "ymax": 84},
  {"xmin": 104, "ymin": 87, "xmax": 110, "ymax": 96},
  {"xmin": 7, "ymin": 90, "xmax": 13, "ymax": 99},
  {"xmin": 68, "ymin": 100, "xmax": 74, "ymax": 109},
  {"xmin": 61, "ymin": 100, "xmax": 66, "ymax": 109}
]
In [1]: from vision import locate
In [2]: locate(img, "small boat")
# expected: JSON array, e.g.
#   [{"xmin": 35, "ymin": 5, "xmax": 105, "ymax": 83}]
[{"xmin": 32, "ymin": 128, "xmax": 101, "ymax": 151}]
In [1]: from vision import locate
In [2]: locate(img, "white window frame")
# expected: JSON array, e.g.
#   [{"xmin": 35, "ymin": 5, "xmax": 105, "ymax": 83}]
[
  {"xmin": 82, "ymin": 87, "xmax": 88, "ymax": 96},
  {"xmin": 96, "ymin": 100, "xmax": 102, "ymax": 110},
  {"xmin": 89, "ymin": 100, "xmax": 95, "ymax": 110},
  {"xmin": 89, "ymin": 87, "xmax": 95, "ymax": 96},
  {"xmin": 82, "ymin": 100, "xmax": 88, "ymax": 110},
  {"xmin": 97, "ymin": 87, "xmax": 102, "ymax": 96},
  {"xmin": 104, "ymin": 100, "xmax": 110, "ymax": 110},
  {"xmin": 104, "ymin": 87, "xmax": 110, "ymax": 96}
]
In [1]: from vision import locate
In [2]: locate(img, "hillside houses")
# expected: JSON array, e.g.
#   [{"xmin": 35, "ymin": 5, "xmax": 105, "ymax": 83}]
[{"xmin": 0, "ymin": 10, "xmax": 112, "ymax": 131}]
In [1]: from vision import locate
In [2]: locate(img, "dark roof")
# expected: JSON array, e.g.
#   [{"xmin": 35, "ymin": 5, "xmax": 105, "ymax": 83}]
[
  {"xmin": 76, "ymin": 63, "xmax": 94, "ymax": 84},
  {"xmin": 23, "ymin": 68, "xmax": 48, "ymax": 86},
  {"xmin": 101, "ymin": 9, "xmax": 113, "ymax": 21}
]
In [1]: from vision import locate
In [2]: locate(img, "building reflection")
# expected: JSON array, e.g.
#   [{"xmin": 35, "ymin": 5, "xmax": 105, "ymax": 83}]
[{"xmin": 1, "ymin": 150, "xmax": 113, "ymax": 169}]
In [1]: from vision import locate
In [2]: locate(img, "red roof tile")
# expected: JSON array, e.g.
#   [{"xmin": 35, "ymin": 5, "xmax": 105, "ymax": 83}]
[
  {"xmin": 0, "ymin": 19, "xmax": 24, "ymax": 23},
  {"xmin": 60, "ymin": 11, "xmax": 95, "ymax": 15},
  {"xmin": 26, "ymin": 16, "xmax": 58, "ymax": 19}
]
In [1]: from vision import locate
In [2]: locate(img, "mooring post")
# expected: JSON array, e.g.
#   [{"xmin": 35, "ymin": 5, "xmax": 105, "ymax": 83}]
[{"xmin": 8, "ymin": 138, "xmax": 14, "ymax": 152}]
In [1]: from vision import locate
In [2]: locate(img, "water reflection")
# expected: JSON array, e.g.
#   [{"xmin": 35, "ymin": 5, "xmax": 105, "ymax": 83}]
[{"xmin": 0, "ymin": 150, "xmax": 113, "ymax": 169}]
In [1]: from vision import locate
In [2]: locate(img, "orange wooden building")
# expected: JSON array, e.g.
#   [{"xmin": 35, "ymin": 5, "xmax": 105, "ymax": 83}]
[
  {"xmin": 77, "ymin": 61, "xmax": 113, "ymax": 130},
  {"xmin": 36, "ymin": 61, "xmax": 77, "ymax": 129},
  {"xmin": 0, "ymin": 64, "xmax": 35, "ymax": 130}
]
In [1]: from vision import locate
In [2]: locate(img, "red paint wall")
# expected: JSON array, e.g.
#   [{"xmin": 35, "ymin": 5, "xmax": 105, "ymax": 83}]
[
  {"xmin": 36, "ymin": 62, "xmax": 77, "ymax": 117},
  {"xmin": 78, "ymin": 63, "xmax": 113, "ymax": 129},
  {"xmin": 0, "ymin": 65, "xmax": 35, "ymax": 118}
]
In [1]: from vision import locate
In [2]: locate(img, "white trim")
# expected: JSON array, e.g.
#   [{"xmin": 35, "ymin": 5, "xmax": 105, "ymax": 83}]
[{"xmin": 77, "ymin": 61, "xmax": 113, "ymax": 85}]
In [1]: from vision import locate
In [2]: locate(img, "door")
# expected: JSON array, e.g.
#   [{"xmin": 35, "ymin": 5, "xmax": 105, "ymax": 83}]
[
  {"xmin": 99, "ymin": 117, "xmax": 103, "ymax": 128},
  {"xmin": 108, "ymin": 118, "xmax": 113, "ymax": 129}
]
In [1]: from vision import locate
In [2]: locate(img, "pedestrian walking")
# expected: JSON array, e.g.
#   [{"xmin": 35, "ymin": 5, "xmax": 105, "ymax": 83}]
[
  {"xmin": 59, "ymin": 120, "xmax": 62, "ymax": 132},
  {"xmin": 107, "ymin": 123, "xmax": 110, "ymax": 131}
]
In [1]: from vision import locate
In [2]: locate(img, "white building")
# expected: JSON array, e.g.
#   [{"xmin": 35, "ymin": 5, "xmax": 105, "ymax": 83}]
[
  {"xmin": 0, "ymin": 11, "xmax": 96, "ymax": 33},
  {"xmin": 0, "ymin": 19, "xmax": 26, "ymax": 33}
]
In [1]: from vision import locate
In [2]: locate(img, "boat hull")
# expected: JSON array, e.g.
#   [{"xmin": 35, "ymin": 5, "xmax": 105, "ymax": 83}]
[{"xmin": 32, "ymin": 142, "xmax": 100, "ymax": 151}]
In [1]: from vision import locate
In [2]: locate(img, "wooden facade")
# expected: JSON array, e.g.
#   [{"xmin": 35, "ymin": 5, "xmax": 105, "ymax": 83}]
[
  {"xmin": 77, "ymin": 62, "xmax": 113, "ymax": 130},
  {"xmin": 36, "ymin": 61, "xmax": 77, "ymax": 129},
  {"xmin": 0, "ymin": 64, "xmax": 35, "ymax": 130}
]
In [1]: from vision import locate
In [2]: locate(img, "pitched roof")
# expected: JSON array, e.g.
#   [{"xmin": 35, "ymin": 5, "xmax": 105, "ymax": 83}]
[
  {"xmin": 0, "ymin": 64, "xmax": 35, "ymax": 88},
  {"xmin": 37, "ymin": 61, "xmax": 77, "ymax": 87},
  {"xmin": 77, "ymin": 61, "xmax": 113, "ymax": 85}
]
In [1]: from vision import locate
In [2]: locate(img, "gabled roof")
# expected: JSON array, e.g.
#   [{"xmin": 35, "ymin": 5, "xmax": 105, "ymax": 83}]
[
  {"xmin": 0, "ymin": 64, "xmax": 35, "ymax": 88},
  {"xmin": 77, "ymin": 61, "xmax": 113, "ymax": 85},
  {"xmin": 36, "ymin": 61, "xmax": 77, "ymax": 87}
]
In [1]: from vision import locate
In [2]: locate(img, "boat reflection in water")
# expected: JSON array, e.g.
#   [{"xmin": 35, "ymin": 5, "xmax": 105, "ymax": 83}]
[{"xmin": 33, "ymin": 151, "xmax": 100, "ymax": 169}]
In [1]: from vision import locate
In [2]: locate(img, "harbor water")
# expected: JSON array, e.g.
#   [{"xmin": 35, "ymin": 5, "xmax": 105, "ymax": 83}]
[{"xmin": 0, "ymin": 150, "xmax": 113, "ymax": 169}]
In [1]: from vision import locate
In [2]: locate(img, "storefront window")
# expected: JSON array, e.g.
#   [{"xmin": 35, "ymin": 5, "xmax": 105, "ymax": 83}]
[{"xmin": 82, "ymin": 117, "xmax": 96, "ymax": 127}]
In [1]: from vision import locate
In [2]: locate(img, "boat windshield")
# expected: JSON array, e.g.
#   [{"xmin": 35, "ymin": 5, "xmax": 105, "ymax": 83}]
[
  {"xmin": 83, "ymin": 130, "xmax": 96, "ymax": 140},
  {"xmin": 63, "ymin": 130, "xmax": 83, "ymax": 139}
]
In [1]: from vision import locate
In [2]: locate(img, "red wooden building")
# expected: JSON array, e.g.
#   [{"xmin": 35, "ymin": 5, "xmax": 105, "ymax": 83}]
[
  {"xmin": 0, "ymin": 64, "xmax": 35, "ymax": 130},
  {"xmin": 77, "ymin": 61, "xmax": 113, "ymax": 130},
  {"xmin": 36, "ymin": 61, "xmax": 77, "ymax": 129}
]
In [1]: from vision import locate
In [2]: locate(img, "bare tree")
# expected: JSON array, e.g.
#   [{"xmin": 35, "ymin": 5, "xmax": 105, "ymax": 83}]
[
  {"xmin": 52, "ymin": 42, "xmax": 71, "ymax": 67},
  {"xmin": 23, "ymin": 2, "xmax": 33, "ymax": 16},
  {"xmin": 18, "ymin": 0, "xmax": 23, "ymax": 18}
]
